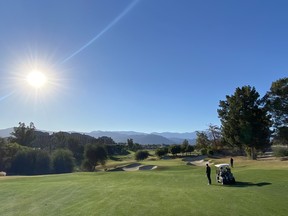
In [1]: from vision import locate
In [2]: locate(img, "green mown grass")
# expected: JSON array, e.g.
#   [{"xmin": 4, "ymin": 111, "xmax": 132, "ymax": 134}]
[{"xmin": 0, "ymin": 157, "xmax": 287, "ymax": 216}]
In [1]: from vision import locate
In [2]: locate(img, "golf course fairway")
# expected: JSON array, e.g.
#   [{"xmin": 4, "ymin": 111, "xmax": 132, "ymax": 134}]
[{"xmin": 0, "ymin": 157, "xmax": 287, "ymax": 216}]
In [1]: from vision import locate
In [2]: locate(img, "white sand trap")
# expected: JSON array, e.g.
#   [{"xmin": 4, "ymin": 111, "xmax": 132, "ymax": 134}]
[
  {"xmin": 122, "ymin": 163, "xmax": 141, "ymax": 171},
  {"xmin": 138, "ymin": 165, "xmax": 157, "ymax": 170},
  {"xmin": 182, "ymin": 155, "xmax": 207, "ymax": 162},
  {"xmin": 189, "ymin": 159, "xmax": 214, "ymax": 167},
  {"xmin": 121, "ymin": 163, "xmax": 157, "ymax": 171},
  {"xmin": 194, "ymin": 159, "xmax": 204, "ymax": 163}
]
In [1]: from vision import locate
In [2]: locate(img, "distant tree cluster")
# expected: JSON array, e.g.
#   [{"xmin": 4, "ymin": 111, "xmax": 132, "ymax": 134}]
[
  {"xmin": 9, "ymin": 122, "xmax": 36, "ymax": 146},
  {"xmin": 155, "ymin": 147, "xmax": 169, "ymax": 158},
  {"xmin": 155, "ymin": 140, "xmax": 194, "ymax": 158},
  {"xmin": 0, "ymin": 122, "xmax": 128, "ymax": 175},
  {"xmin": 127, "ymin": 139, "xmax": 143, "ymax": 151}
]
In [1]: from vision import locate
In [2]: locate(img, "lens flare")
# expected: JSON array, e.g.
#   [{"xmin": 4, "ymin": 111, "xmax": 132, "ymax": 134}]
[{"xmin": 61, "ymin": 0, "xmax": 140, "ymax": 64}]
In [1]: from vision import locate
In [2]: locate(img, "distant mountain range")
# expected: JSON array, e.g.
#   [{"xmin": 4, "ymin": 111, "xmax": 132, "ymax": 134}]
[
  {"xmin": 0, "ymin": 128, "xmax": 197, "ymax": 145},
  {"xmin": 0, "ymin": 128, "xmax": 13, "ymax": 138},
  {"xmin": 86, "ymin": 131, "xmax": 197, "ymax": 144}
]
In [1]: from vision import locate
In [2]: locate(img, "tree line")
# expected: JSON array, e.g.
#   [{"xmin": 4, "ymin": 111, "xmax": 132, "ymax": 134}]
[
  {"xmin": 0, "ymin": 123, "xmax": 131, "ymax": 175},
  {"xmin": 0, "ymin": 77, "xmax": 287, "ymax": 174},
  {"xmin": 195, "ymin": 77, "xmax": 287, "ymax": 159},
  {"xmin": 154, "ymin": 77, "xmax": 287, "ymax": 160}
]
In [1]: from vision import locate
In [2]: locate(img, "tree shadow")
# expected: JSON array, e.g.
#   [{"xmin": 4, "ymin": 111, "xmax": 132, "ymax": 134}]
[
  {"xmin": 228, "ymin": 181, "xmax": 272, "ymax": 187},
  {"xmin": 109, "ymin": 156, "xmax": 122, "ymax": 161}
]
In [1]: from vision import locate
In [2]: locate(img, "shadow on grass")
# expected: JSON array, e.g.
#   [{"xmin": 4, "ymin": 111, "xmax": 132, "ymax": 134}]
[
  {"xmin": 109, "ymin": 156, "xmax": 122, "ymax": 161},
  {"xmin": 228, "ymin": 181, "xmax": 272, "ymax": 187}
]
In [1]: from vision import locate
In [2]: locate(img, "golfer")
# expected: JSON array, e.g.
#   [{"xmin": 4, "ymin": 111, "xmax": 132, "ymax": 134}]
[{"xmin": 206, "ymin": 163, "xmax": 211, "ymax": 185}]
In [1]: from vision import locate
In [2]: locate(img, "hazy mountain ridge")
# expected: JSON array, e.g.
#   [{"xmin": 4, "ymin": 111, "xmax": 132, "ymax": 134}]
[
  {"xmin": 152, "ymin": 132, "xmax": 197, "ymax": 139},
  {"xmin": 86, "ymin": 131, "xmax": 197, "ymax": 144},
  {"xmin": 0, "ymin": 128, "xmax": 196, "ymax": 145},
  {"xmin": 0, "ymin": 128, "xmax": 13, "ymax": 138}
]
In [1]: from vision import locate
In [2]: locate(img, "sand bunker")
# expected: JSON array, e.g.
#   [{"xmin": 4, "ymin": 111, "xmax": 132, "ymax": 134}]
[
  {"xmin": 183, "ymin": 155, "xmax": 213, "ymax": 166},
  {"xmin": 122, "ymin": 163, "xmax": 142, "ymax": 171},
  {"xmin": 122, "ymin": 163, "xmax": 157, "ymax": 171},
  {"xmin": 110, "ymin": 163, "xmax": 158, "ymax": 172},
  {"xmin": 138, "ymin": 165, "xmax": 158, "ymax": 170},
  {"xmin": 187, "ymin": 160, "xmax": 213, "ymax": 166}
]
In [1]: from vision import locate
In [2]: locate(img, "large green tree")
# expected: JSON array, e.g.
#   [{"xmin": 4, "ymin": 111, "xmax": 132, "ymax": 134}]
[
  {"xmin": 169, "ymin": 145, "xmax": 181, "ymax": 156},
  {"xmin": 52, "ymin": 132, "xmax": 69, "ymax": 149},
  {"xmin": 52, "ymin": 149, "xmax": 75, "ymax": 174},
  {"xmin": 10, "ymin": 122, "xmax": 36, "ymax": 147},
  {"xmin": 207, "ymin": 124, "xmax": 223, "ymax": 150},
  {"xmin": 195, "ymin": 131, "xmax": 210, "ymax": 150},
  {"xmin": 96, "ymin": 136, "xmax": 116, "ymax": 145},
  {"xmin": 0, "ymin": 142, "xmax": 28, "ymax": 171},
  {"xmin": 83, "ymin": 144, "xmax": 108, "ymax": 171},
  {"xmin": 264, "ymin": 77, "xmax": 288, "ymax": 127},
  {"xmin": 67, "ymin": 138, "xmax": 84, "ymax": 165},
  {"xmin": 264, "ymin": 77, "xmax": 288, "ymax": 144},
  {"xmin": 181, "ymin": 139, "xmax": 189, "ymax": 156},
  {"xmin": 218, "ymin": 86, "xmax": 271, "ymax": 159}
]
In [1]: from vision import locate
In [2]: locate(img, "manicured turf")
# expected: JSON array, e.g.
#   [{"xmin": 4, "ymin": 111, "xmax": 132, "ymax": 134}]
[{"xmin": 0, "ymin": 157, "xmax": 287, "ymax": 216}]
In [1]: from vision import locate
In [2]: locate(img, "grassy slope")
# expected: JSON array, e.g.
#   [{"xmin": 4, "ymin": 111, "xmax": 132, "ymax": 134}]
[{"xmin": 0, "ymin": 157, "xmax": 288, "ymax": 216}]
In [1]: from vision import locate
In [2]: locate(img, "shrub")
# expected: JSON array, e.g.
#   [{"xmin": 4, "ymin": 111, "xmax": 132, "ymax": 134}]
[
  {"xmin": 208, "ymin": 149, "xmax": 214, "ymax": 156},
  {"xmin": 52, "ymin": 149, "xmax": 75, "ymax": 174},
  {"xmin": 81, "ymin": 159, "xmax": 94, "ymax": 172},
  {"xmin": 10, "ymin": 149, "xmax": 51, "ymax": 175},
  {"xmin": 273, "ymin": 146, "xmax": 288, "ymax": 157},
  {"xmin": 0, "ymin": 142, "xmax": 29, "ymax": 172},
  {"xmin": 135, "ymin": 150, "xmax": 149, "ymax": 161},
  {"xmin": 84, "ymin": 144, "xmax": 108, "ymax": 171},
  {"xmin": 155, "ymin": 148, "xmax": 168, "ymax": 158},
  {"xmin": 169, "ymin": 145, "xmax": 181, "ymax": 156},
  {"xmin": 200, "ymin": 148, "xmax": 207, "ymax": 155}
]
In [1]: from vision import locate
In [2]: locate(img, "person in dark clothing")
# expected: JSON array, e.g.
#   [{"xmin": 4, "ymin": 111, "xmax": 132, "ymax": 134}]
[
  {"xmin": 230, "ymin": 158, "xmax": 234, "ymax": 168},
  {"xmin": 206, "ymin": 164, "xmax": 211, "ymax": 185}
]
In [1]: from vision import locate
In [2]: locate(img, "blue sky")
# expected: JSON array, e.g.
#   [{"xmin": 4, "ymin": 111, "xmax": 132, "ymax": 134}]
[{"xmin": 0, "ymin": 0, "xmax": 287, "ymax": 133}]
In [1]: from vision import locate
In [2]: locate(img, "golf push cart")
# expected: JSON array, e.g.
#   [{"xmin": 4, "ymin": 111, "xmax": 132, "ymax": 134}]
[{"xmin": 215, "ymin": 163, "xmax": 236, "ymax": 185}]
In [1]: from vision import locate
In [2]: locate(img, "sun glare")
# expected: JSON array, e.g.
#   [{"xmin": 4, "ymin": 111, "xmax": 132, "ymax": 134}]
[
  {"xmin": 7, "ymin": 48, "xmax": 67, "ymax": 105},
  {"xmin": 26, "ymin": 70, "xmax": 47, "ymax": 88}
]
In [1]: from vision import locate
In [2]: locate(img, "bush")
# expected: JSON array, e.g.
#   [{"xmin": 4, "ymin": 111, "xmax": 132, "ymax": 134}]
[
  {"xmin": 169, "ymin": 145, "xmax": 181, "ymax": 156},
  {"xmin": 0, "ymin": 142, "xmax": 29, "ymax": 172},
  {"xmin": 200, "ymin": 148, "xmax": 207, "ymax": 155},
  {"xmin": 135, "ymin": 150, "xmax": 149, "ymax": 161},
  {"xmin": 10, "ymin": 149, "xmax": 51, "ymax": 175},
  {"xmin": 81, "ymin": 159, "xmax": 94, "ymax": 172},
  {"xmin": 52, "ymin": 149, "xmax": 75, "ymax": 174},
  {"xmin": 273, "ymin": 146, "xmax": 288, "ymax": 157},
  {"xmin": 84, "ymin": 144, "xmax": 108, "ymax": 171},
  {"xmin": 208, "ymin": 149, "xmax": 214, "ymax": 156},
  {"xmin": 155, "ymin": 148, "xmax": 168, "ymax": 158}
]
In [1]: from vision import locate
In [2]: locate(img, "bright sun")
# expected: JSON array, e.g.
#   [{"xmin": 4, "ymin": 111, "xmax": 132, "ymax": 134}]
[{"xmin": 26, "ymin": 70, "xmax": 47, "ymax": 88}]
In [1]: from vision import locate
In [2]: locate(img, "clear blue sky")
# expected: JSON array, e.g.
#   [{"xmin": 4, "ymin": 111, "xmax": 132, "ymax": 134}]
[{"xmin": 0, "ymin": 0, "xmax": 287, "ymax": 133}]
